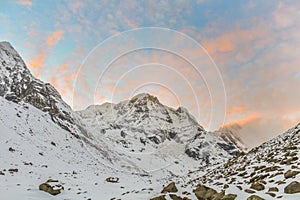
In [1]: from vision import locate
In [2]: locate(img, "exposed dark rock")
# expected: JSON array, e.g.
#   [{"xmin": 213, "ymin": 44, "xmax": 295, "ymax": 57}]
[
  {"xmin": 8, "ymin": 147, "xmax": 15, "ymax": 152},
  {"xmin": 247, "ymin": 195, "xmax": 265, "ymax": 200},
  {"xmin": 268, "ymin": 187, "xmax": 278, "ymax": 192},
  {"xmin": 265, "ymin": 192, "xmax": 276, "ymax": 197},
  {"xmin": 106, "ymin": 177, "xmax": 119, "ymax": 183},
  {"xmin": 245, "ymin": 189, "xmax": 256, "ymax": 194},
  {"xmin": 221, "ymin": 194, "xmax": 237, "ymax": 200},
  {"xmin": 284, "ymin": 181, "xmax": 300, "ymax": 194},
  {"xmin": 284, "ymin": 170, "xmax": 300, "ymax": 179},
  {"xmin": 250, "ymin": 182, "xmax": 265, "ymax": 191},
  {"xmin": 169, "ymin": 194, "xmax": 191, "ymax": 200},
  {"xmin": 161, "ymin": 182, "xmax": 178, "ymax": 193},
  {"xmin": 39, "ymin": 183, "xmax": 61, "ymax": 196},
  {"xmin": 150, "ymin": 195, "xmax": 166, "ymax": 200},
  {"xmin": 8, "ymin": 168, "xmax": 18, "ymax": 173}
]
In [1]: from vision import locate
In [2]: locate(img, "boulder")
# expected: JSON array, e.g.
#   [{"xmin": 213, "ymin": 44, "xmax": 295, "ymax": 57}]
[
  {"xmin": 247, "ymin": 195, "xmax": 265, "ymax": 200},
  {"xmin": 39, "ymin": 183, "xmax": 61, "ymax": 195},
  {"xmin": 8, "ymin": 168, "xmax": 18, "ymax": 173},
  {"xmin": 284, "ymin": 181, "xmax": 300, "ymax": 194},
  {"xmin": 106, "ymin": 177, "xmax": 119, "ymax": 183},
  {"xmin": 245, "ymin": 189, "xmax": 255, "ymax": 194},
  {"xmin": 268, "ymin": 187, "xmax": 278, "ymax": 192},
  {"xmin": 169, "ymin": 194, "xmax": 191, "ymax": 200},
  {"xmin": 265, "ymin": 192, "xmax": 276, "ymax": 197},
  {"xmin": 193, "ymin": 184, "xmax": 217, "ymax": 200},
  {"xmin": 250, "ymin": 182, "xmax": 265, "ymax": 191},
  {"xmin": 221, "ymin": 194, "xmax": 237, "ymax": 200},
  {"xmin": 161, "ymin": 182, "xmax": 178, "ymax": 193},
  {"xmin": 284, "ymin": 170, "xmax": 300, "ymax": 179},
  {"xmin": 150, "ymin": 195, "xmax": 167, "ymax": 200}
]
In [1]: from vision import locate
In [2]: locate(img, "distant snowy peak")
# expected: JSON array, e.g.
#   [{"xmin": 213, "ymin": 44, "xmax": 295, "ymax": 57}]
[
  {"xmin": 129, "ymin": 93, "xmax": 160, "ymax": 104},
  {"xmin": 78, "ymin": 93, "xmax": 205, "ymax": 143},
  {"xmin": 78, "ymin": 93, "xmax": 245, "ymax": 167},
  {"xmin": 212, "ymin": 124, "xmax": 248, "ymax": 153},
  {"xmin": 0, "ymin": 41, "xmax": 86, "ymax": 137}
]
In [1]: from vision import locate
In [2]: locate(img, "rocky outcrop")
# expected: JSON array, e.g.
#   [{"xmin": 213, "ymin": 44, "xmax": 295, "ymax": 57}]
[{"xmin": 161, "ymin": 182, "xmax": 178, "ymax": 193}]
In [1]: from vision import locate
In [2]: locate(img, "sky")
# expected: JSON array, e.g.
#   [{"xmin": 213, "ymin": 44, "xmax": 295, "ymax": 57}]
[{"xmin": 1, "ymin": 0, "xmax": 300, "ymax": 147}]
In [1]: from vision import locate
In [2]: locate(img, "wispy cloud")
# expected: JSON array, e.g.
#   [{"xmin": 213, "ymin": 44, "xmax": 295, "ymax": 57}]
[
  {"xmin": 18, "ymin": 0, "xmax": 32, "ymax": 7},
  {"xmin": 47, "ymin": 30, "xmax": 64, "ymax": 47},
  {"xmin": 28, "ymin": 51, "xmax": 45, "ymax": 77}
]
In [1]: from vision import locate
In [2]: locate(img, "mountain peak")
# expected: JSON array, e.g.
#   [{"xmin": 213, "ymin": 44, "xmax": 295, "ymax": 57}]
[
  {"xmin": 0, "ymin": 41, "xmax": 19, "ymax": 56},
  {"xmin": 129, "ymin": 93, "xmax": 160, "ymax": 104},
  {"xmin": 0, "ymin": 41, "xmax": 87, "ymax": 137}
]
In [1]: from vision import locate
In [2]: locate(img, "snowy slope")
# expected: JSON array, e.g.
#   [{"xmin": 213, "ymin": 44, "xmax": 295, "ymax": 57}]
[
  {"xmin": 186, "ymin": 123, "xmax": 300, "ymax": 200},
  {"xmin": 0, "ymin": 97, "xmax": 169, "ymax": 200}
]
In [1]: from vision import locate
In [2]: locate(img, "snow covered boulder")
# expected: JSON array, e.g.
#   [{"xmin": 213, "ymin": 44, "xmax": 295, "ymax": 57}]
[
  {"xmin": 106, "ymin": 177, "xmax": 119, "ymax": 183},
  {"xmin": 39, "ymin": 179, "xmax": 63, "ymax": 195}
]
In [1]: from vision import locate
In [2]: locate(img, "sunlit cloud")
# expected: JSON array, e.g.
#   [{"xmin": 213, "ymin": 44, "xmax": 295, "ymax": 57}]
[
  {"xmin": 222, "ymin": 113, "xmax": 260, "ymax": 128},
  {"xmin": 47, "ymin": 30, "xmax": 64, "ymax": 47},
  {"xmin": 18, "ymin": 0, "xmax": 32, "ymax": 7},
  {"xmin": 28, "ymin": 51, "xmax": 45, "ymax": 77}
]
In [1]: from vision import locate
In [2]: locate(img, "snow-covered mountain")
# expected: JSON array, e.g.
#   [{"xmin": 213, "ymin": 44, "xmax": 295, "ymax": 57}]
[
  {"xmin": 77, "ymin": 92, "xmax": 245, "ymax": 169},
  {"xmin": 211, "ymin": 123, "xmax": 248, "ymax": 153},
  {"xmin": 0, "ymin": 42, "xmax": 86, "ymax": 138}
]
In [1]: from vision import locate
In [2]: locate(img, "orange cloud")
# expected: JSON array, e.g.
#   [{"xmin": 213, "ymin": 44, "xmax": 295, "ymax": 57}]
[
  {"xmin": 227, "ymin": 106, "xmax": 246, "ymax": 115},
  {"xmin": 47, "ymin": 30, "xmax": 64, "ymax": 46},
  {"xmin": 18, "ymin": 0, "xmax": 32, "ymax": 7},
  {"xmin": 28, "ymin": 52, "xmax": 45, "ymax": 77},
  {"xmin": 222, "ymin": 113, "xmax": 260, "ymax": 128},
  {"xmin": 59, "ymin": 64, "xmax": 68, "ymax": 74},
  {"xmin": 48, "ymin": 64, "xmax": 78, "ymax": 106},
  {"xmin": 203, "ymin": 34, "xmax": 236, "ymax": 54}
]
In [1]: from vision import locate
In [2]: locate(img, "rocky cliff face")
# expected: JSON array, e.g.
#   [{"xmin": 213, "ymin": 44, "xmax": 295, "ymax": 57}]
[{"xmin": 0, "ymin": 42, "xmax": 86, "ymax": 137}]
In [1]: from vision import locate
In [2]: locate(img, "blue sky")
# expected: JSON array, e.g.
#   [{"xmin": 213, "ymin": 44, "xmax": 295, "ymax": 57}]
[{"xmin": 1, "ymin": 0, "xmax": 300, "ymax": 146}]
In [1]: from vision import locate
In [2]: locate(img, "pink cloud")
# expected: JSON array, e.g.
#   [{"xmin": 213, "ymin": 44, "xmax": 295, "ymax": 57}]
[
  {"xmin": 18, "ymin": 0, "xmax": 32, "ymax": 7},
  {"xmin": 47, "ymin": 30, "xmax": 64, "ymax": 47},
  {"xmin": 28, "ymin": 51, "xmax": 45, "ymax": 77}
]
